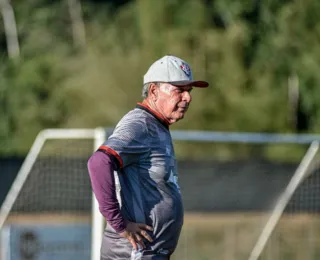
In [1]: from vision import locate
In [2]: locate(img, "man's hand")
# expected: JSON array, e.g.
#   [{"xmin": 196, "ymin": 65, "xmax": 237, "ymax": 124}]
[{"xmin": 119, "ymin": 221, "xmax": 153, "ymax": 250}]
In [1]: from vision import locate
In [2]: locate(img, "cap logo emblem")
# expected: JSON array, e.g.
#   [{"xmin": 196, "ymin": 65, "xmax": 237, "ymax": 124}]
[{"xmin": 180, "ymin": 63, "xmax": 191, "ymax": 77}]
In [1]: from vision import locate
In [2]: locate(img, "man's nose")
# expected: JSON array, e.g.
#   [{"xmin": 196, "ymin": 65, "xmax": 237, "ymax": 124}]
[{"xmin": 182, "ymin": 91, "xmax": 192, "ymax": 103}]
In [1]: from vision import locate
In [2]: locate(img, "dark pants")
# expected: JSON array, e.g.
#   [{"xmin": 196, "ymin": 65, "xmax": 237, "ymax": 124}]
[
  {"xmin": 101, "ymin": 232, "xmax": 171, "ymax": 260},
  {"xmin": 101, "ymin": 255, "xmax": 170, "ymax": 260}
]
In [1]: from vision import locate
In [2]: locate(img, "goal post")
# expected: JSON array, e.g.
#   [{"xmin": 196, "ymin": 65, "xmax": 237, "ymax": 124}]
[
  {"xmin": 0, "ymin": 128, "xmax": 106, "ymax": 260},
  {"xmin": 91, "ymin": 128, "xmax": 106, "ymax": 260}
]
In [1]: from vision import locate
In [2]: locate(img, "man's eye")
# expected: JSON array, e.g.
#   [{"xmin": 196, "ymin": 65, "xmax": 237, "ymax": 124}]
[{"xmin": 175, "ymin": 88, "xmax": 192, "ymax": 93}]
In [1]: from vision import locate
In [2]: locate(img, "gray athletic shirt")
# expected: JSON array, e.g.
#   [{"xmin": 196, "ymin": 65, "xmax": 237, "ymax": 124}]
[{"xmin": 103, "ymin": 103, "xmax": 184, "ymax": 255}]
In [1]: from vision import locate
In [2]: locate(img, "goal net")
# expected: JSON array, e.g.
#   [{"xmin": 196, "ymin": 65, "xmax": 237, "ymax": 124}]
[{"xmin": 0, "ymin": 129, "xmax": 105, "ymax": 260}]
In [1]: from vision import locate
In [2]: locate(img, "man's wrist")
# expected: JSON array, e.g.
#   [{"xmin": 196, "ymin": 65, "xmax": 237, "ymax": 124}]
[{"xmin": 109, "ymin": 218, "xmax": 127, "ymax": 233}]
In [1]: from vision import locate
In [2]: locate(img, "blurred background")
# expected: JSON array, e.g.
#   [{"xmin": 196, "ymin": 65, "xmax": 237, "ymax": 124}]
[{"xmin": 1, "ymin": 0, "xmax": 320, "ymax": 259}]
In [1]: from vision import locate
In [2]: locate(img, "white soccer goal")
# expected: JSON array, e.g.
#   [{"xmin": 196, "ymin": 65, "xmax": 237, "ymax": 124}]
[
  {"xmin": 2, "ymin": 129, "xmax": 320, "ymax": 260},
  {"xmin": 0, "ymin": 128, "xmax": 105, "ymax": 260}
]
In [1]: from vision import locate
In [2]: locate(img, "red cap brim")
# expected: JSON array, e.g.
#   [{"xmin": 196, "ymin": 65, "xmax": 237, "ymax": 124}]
[{"xmin": 170, "ymin": 80, "xmax": 209, "ymax": 88}]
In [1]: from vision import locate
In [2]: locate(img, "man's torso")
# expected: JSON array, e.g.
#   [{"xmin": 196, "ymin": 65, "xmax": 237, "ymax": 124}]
[{"xmin": 102, "ymin": 106, "xmax": 184, "ymax": 259}]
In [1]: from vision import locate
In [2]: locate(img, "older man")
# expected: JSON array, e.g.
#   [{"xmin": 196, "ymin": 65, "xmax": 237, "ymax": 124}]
[{"xmin": 88, "ymin": 55, "xmax": 209, "ymax": 260}]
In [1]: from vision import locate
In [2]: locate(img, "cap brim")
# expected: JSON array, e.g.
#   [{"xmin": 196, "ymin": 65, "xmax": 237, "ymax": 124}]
[{"xmin": 170, "ymin": 80, "xmax": 209, "ymax": 88}]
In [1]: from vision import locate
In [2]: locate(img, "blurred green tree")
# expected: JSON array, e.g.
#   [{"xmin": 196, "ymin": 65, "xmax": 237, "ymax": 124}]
[
  {"xmin": 0, "ymin": 55, "xmax": 68, "ymax": 155},
  {"xmin": 0, "ymin": 0, "xmax": 320, "ymax": 157}
]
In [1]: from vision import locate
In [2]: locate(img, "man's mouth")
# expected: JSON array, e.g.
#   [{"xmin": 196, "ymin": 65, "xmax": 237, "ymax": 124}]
[
  {"xmin": 177, "ymin": 103, "xmax": 189, "ymax": 109},
  {"xmin": 177, "ymin": 107, "xmax": 188, "ymax": 114}
]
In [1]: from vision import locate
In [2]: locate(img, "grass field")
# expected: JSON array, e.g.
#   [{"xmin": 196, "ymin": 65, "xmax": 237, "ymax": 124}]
[{"xmin": 173, "ymin": 213, "xmax": 320, "ymax": 260}]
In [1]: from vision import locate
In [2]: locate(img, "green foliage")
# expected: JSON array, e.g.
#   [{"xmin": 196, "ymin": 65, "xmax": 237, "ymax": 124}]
[
  {"xmin": 1, "ymin": 0, "xmax": 320, "ymax": 155},
  {"xmin": 0, "ymin": 55, "xmax": 69, "ymax": 155}
]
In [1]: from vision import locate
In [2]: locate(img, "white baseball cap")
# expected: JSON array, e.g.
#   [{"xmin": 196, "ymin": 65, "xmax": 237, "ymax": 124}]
[{"xmin": 143, "ymin": 55, "xmax": 209, "ymax": 88}]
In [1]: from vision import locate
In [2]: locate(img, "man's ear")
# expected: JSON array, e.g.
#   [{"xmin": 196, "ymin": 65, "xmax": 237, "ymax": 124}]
[{"xmin": 148, "ymin": 83, "xmax": 159, "ymax": 101}]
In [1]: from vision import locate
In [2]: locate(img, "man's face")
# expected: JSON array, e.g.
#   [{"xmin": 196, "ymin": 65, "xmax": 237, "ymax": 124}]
[{"xmin": 156, "ymin": 83, "xmax": 193, "ymax": 124}]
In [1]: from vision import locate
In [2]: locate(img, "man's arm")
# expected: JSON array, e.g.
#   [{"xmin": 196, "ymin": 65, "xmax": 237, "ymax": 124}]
[
  {"xmin": 87, "ymin": 151, "xmax": 126, "ymax": 233},
  {"xmin": 87, "ymin": 151, "xmax": 153, "ymax": 250}
]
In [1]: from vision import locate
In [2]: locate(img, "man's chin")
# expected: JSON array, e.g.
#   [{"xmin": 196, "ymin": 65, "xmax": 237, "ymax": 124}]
[{"xmin": 170, "ymin": 115, "xmax": 185, "ymax": 124}]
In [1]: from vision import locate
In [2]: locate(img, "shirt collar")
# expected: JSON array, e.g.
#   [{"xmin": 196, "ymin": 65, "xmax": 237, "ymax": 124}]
[{"xmin": 136, "ymin": 102, "xmax": 170, "ymax": 129}]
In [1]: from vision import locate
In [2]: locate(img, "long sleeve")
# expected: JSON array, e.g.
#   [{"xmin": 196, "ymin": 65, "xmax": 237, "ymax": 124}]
[{"xmin": 87, "ymin": 151, "xmax": 126, "ymax": 233}]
